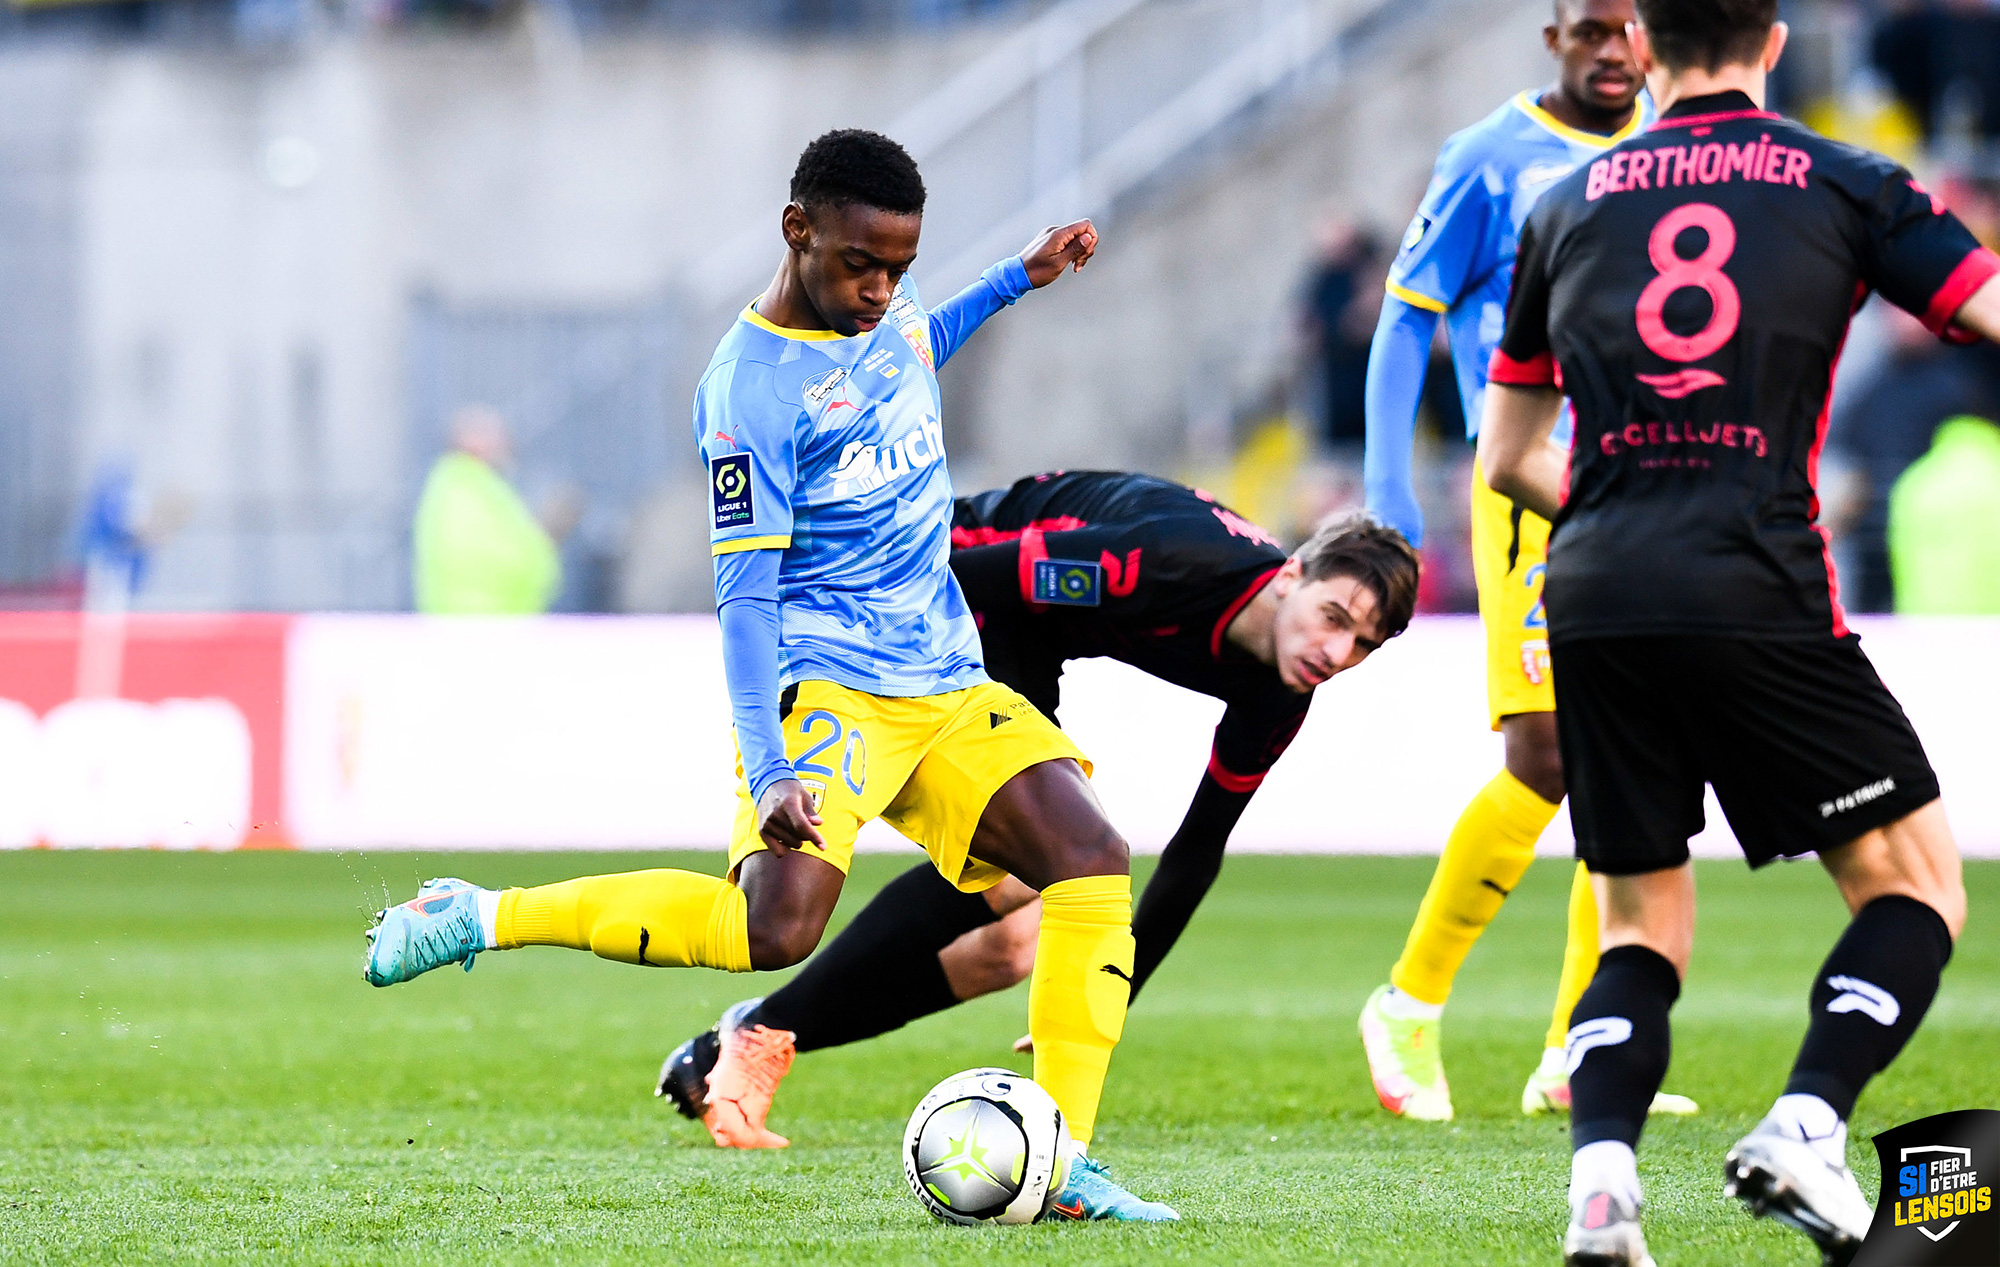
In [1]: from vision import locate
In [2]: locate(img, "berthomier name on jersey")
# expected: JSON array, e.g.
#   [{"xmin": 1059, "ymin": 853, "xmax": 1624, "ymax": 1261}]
[
  {"xmin": 1599, "ymin": 419, "xmax": 1770, "ymax": 457},
  {"xmin": 1586, "ymin": 134, "xmax": 1811, "ymax": 202}
]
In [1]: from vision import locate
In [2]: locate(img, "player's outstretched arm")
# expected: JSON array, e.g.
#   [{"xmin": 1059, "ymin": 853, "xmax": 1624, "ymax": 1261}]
[
  {"xmin": 926, "ymin": 220, "xmax": 1098, "ymax": 370},
  {"xmin": 1363, "ymin": 296, "xmax": 1443, "ymax": 546},
  {"xmin": 1129, "ymin": 772, "xmax": 1258, "ymax": 998},
  {"xmin": 1477, "ymin": 384, "xmax": 1566, "ymax": 520},
  {"xmin": 1020, "ymin": 219, "xmax": 1097, "ymax": 287},
  {"xmin": 1952, "ymin": 272, "xmax": 2000, "ymax": 344}
]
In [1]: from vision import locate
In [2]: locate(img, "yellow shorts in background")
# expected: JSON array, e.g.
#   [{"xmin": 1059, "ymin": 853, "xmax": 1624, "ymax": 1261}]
[
  {"xmin": 727, "ymin": 679, "xmax": 1089, "ymax": 893},
  {"xmin": 1470, "ymin": 456, "xmax": 1556, "ymax": 730}
]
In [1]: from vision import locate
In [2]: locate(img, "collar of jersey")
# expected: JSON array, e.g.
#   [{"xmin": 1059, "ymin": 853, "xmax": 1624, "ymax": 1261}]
[
  {"xmin": 1513, "ymin": 91, "xmax": 1644, "ymax": 148},
  {"xmin": 741, "ymin": 302, "xmax": 851, "ymax": 342},
  {"xmin": 1650, "ymin": 89, "xmax": 1776, "ymax": 129}
]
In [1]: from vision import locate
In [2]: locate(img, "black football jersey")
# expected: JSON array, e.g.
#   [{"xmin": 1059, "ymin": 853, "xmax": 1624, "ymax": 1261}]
[
  {"xmin": 948, "ymin": 470, "xmax": 1307, "ymax": 789},
  {"xmin": 1492, "ymin": 90, "xmax": 2000, "ymax": 641}
]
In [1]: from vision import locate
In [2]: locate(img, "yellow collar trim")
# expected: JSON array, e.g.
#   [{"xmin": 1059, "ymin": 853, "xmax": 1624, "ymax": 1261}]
[
  {"xmin": 1514, "ymin": 91, "xmax": 1643, "ymax": 149},
  {"xmin": 742, "ymin": 302, "xmax": 848, "ymax": 342}
]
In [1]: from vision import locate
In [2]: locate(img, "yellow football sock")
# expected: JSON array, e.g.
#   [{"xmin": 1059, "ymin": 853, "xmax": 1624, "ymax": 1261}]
[
  {"xmin": 1545, "ymin": 861, "xmax": 1601, "ymax": 1050},
  {"xmin": 1389, "ymin": 769, "xmax": 1560, "ymax": 1007},
  {"xmin": 494, "ymin": 869, "xmax": 751, "ymax": 972},
  {"xmin": 1029, "ymin": 874, "xmax": 1133, "ymax": 1150}
]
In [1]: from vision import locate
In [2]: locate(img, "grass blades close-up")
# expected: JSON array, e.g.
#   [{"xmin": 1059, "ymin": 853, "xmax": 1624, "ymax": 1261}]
[{"xmin": 2, "ymin": 849, "xmax": 1994, "ymax": 1265}]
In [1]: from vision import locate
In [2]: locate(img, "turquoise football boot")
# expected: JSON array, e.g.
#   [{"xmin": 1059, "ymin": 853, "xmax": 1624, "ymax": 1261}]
[
  {"xmin": 1040, "ymin": 1155, "xmax": 1179, "ymax": 1223},
  {"xmin": 363, "ymin": 877, "xmax": 486, "ymax": 987}
]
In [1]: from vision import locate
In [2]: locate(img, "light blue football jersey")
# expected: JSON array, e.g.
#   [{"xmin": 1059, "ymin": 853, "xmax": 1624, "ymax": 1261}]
[
  {"xmin": 695, "ymin": 278, "xmax": 987, "ymax": 698},
  {"xmin": 1388, "ymin": 90, "xmax": 1653, "ymax": 439}
]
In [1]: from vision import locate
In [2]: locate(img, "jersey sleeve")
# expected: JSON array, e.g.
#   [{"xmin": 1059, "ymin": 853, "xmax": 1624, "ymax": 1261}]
[
  {"xmin": 1386, "ymin": 141, "xmax": 1496, "ymax": 314},
  {"xmin": 1208, "ymin": 692, "xmax": 1310, "ymax": 790},
  {"xmin": 1488, "ymin": 212, "xmax": 1559, "ymax": 387},
  {"xmin": 1853, "ymin": 162, "xmax": 2000, "ymax": 343},
  {"xmin": 929, "ymin": 257, "xmax": 1032, "ymax": 368},
  {"xmin": 696, "ymin": 359, "xmax": 801, "ymax": 555}
]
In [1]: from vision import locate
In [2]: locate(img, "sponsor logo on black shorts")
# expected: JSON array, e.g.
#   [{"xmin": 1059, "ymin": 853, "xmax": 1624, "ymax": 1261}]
[
  {"xmin": 1822, "ymin": 777, "xmax": 1896, "ymax": 819},
  {"xmin": 710, "ymin": 453, "xmax": 754, "ymax": 529},
  {"xmin": 1033, "ymin": 558, "xmax": 1101, "ymax": 606},
  {"xmin": 1853, "ymin": 1109, "xmax": 1999, "ymax": 1265}
]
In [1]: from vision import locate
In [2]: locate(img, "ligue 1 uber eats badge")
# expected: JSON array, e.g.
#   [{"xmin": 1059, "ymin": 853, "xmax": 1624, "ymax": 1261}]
[{"xmin": 1852, "ymin": 1109, "xmax": 1999, "ymax": 1266}]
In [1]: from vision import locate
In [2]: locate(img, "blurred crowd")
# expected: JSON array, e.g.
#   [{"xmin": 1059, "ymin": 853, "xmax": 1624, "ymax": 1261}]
[{"xmin": 1240, "ymin": 0, "xmax": 2000, "ymax": 616}]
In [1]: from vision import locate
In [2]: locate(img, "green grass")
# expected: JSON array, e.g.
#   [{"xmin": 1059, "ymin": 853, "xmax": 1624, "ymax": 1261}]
[{"xmin": 0, "ymin": 850, "xmax": 1993, "ymax": 1265}]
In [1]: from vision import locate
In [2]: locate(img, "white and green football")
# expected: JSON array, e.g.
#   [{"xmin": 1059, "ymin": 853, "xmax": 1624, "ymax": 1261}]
[{"xmin": 902, "ymin": 1067, "xmax": 1070, "ymax": 1225}]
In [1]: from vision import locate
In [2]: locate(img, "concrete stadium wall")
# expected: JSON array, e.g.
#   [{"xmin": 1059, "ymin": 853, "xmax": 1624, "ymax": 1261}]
[
  {"xmin": 1, "ymin": 0, "xmax": 1560, "ymax": 613},
  {"xmin": 1, "ymin": 613, "xmax": 1996, "ymax": 859}
]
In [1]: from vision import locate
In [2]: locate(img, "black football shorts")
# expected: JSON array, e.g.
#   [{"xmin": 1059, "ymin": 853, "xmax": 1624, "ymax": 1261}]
[{"xmin": 1553, "ymin": 633, "xmax": 1941, "ymax": 874}]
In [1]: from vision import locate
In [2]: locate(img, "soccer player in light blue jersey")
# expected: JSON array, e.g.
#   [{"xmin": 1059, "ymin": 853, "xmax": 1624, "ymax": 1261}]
[
  {"xmin": 1355, "ymin": 0, "xmax": 1694, "ymax": 1124},
  {"xmin": 364, "ymin": 129, "xmax": 1175, "ymax": 1222}
]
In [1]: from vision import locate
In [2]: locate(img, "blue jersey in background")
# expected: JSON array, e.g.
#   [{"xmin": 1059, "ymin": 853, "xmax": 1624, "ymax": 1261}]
[{"xmin": 1365, "ymin": 91, "xmax": 1651, "ymax": 543}]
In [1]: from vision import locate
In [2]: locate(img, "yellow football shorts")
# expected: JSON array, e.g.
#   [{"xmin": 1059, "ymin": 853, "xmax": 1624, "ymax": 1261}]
[
  {"xmin": 726, "ymin": 679, "xmax": 1089, "ymax": 893},
  {"xmin": 1471, "ymin": 456, "xmax": 1556, "ymax": 730}
]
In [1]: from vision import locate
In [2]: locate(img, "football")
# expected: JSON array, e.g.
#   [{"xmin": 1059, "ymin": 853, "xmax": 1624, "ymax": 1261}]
[{"xmin": 902, "ymin": 1067, "xmax": 1071, "ymax": 1225}]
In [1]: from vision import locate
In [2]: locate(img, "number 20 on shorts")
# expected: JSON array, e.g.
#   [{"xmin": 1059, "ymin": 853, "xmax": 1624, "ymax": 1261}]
[{"xmin": 796, "ymin": 710, "xmax": 867, "ymax": 796}]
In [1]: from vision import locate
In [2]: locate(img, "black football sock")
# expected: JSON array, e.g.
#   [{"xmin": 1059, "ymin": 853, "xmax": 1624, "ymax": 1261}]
[
  {"xmin": 1783, "ymin": 894, "xmax": 1953, "ymax": 1120},
  {"xmin": 751, "ymin": 863, "xmax": 999, "ymax": 1054},
  {"xmin": 1568, "ymin": 944, "xmax": 1680, "ymax": 1150}
]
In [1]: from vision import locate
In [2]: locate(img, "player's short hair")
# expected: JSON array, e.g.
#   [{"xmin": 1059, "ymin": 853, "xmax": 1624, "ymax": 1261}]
[
  {"xmin": 789, "ymin": 129, "xmax": 926, "ymax": 218},
  {"xmin": 1635, "ymin": 0, "xmax": 1776, "ymax": 73},
  {"xmin": 1293, "ymin": 513, "xmax": 1421, "ymax": 640}
]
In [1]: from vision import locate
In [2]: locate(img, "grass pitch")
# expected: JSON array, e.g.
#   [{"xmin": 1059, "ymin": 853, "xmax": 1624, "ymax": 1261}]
[{"xmin": 1, "ymin": 849, "xmax": 1994, "ymax": 1265}]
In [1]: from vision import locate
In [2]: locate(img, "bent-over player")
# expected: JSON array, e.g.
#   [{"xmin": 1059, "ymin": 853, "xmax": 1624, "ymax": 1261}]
[
  {"xmin": 361, "ymin": 130, "xmax": 1178, "ymax": 1221},
  {"xmin": 656, "ymin": 472, "xmax": 1420, "ymax": 1145},
  {"xmin": 1477, "ymin": 0, "xmax": 1999, "ymax": 1259}
]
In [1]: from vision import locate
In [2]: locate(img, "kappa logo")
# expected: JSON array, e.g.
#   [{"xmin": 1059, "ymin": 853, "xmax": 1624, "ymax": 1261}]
[
  {"xmin": 827, "ymin": 414, "xmax": 945, "ymax": 498},
  {"xmin": 1827, "ymin": 975, "xmax": 1901, "ymax": 1026},
  {"xmin": 1564, "ymin": 1016, "xmax": 1634, "ymax": 1077}
]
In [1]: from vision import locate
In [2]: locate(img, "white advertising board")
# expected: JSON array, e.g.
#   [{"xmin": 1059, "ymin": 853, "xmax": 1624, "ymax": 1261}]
[{"xmin": 284, "ymin": 614, "xmax": 2000, "ymax": 857}]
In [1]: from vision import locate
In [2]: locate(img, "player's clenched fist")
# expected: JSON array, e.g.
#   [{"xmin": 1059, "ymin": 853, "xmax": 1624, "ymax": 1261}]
[
  {"xmin": 756, "ymin": 778, "xmax": 826, "ymax": 853},
  {"xmin": 1021, "ymin": 220, "xmax": 1097, "ymax": 288}
]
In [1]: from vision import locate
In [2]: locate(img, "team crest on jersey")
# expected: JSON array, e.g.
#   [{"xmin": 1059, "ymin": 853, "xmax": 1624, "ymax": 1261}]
[
  {"xmin": 710, "ymin": 453, "xmax": 754, "ymax": 528},
  {"xmin": 1400, "ymin": 213, "xmax": 1432, "ymax": 254},
  {"xmin": 1033, "ymin": 558, "xmax": 1102, "ymax": 607},
  {"xmin": 885, "ymin": 289, "xmax": 934, "ymax": 371}
]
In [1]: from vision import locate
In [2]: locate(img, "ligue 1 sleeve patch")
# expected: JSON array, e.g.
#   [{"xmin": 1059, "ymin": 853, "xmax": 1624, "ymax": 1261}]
[
  {"xmin": 1032, "ymin": 558, "xmax": 1102, "ymax": 606},
  {"xmin": 710, "ymin": 453, "xmax": 754, "ymax": 529}
]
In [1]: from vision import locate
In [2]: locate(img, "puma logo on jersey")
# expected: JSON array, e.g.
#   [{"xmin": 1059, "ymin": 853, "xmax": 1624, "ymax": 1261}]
[
  {"xmin": 1826, "ymin": 975, "xmax": 1900, "ymax": 1026},
  {"xmin": 828, "ymin": 414, "xmax": 945, "ymax": 498},
  {"xmin": 1564, "ymin": 1016, "xmax": 1634, "ymax": 1077}
]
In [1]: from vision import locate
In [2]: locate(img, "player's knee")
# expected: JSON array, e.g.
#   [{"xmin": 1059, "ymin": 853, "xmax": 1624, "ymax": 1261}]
[
  {"xmin": 745, "ymin": 912, "xmax": 825, "ymax": 971},
  {"xmin": 1057, "ymin": 821, "xmax": 1129, "ymax": 882},
  {"xmin": 1503, "ymin": 720, "xmax": 1565, "ymax": 804}
]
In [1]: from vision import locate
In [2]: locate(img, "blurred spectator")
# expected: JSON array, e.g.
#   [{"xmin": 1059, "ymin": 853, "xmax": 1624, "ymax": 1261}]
[
  {"xmin": 412, "ymin": 406, "xmax": 568, "ymax": 614},
  {"xmin": 1870, "ymin": 0, "xmax": 2000, "ymax": 145},
  {"xmin": 1824, "ymin": 303, "xmax": 1997, "ymax": 610},
  {"xmin": 1887, "ymin": 415, "xmax": 2000, "ymax": 613},
  {"xmin": 1298, "ymin": 216, "xmax": 1386, "ymax": 454},
  {"xmin": 78, "ymin": 461, "xmax": 190, "ymax": 612}
]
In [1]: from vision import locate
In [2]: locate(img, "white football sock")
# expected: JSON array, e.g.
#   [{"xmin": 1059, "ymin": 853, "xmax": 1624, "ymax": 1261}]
[
  {"xmin": 1570, "ymin": 1140, "xmax": 1641, "ymax": 1209},
  {"xmin": 1768, "ymin": 1092, "xmax": 1849, "ymax": 1168},
  {"xmin": 1536, "ymin": 1046, "xmax": 1566, "ymax": 1077},
  {"xmin": 1381, "ymin": 986, "xmax": 1445, "ymax": 1021},
  {"xmin": 476, "ymin": 888, "xmax": 501, "ymax": 950}
]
